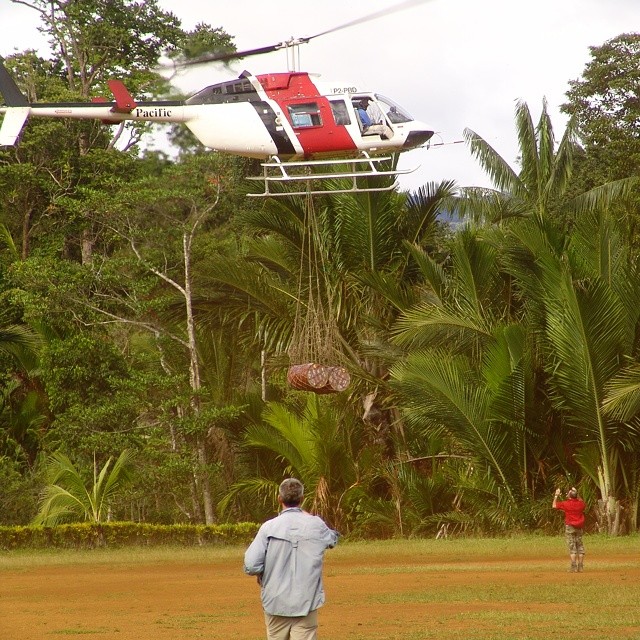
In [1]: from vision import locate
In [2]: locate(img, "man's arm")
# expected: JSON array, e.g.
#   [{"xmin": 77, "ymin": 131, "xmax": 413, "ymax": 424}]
[
  {"xmin": 325, "ymin": 526, "xmax": 339, "ymax": 549},
  {"xmin": 244, "ymin": 525, "xmax": 268, "ymax": 576},
  {"xmin": 317, "ymin": 517, "xmax": 339, "ymax": 548},
  {"xmin": 552, "ymin": 488, "xmax": 561, "ymax": 509}
]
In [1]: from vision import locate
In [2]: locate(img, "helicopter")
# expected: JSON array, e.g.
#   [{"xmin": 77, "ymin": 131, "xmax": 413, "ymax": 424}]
[{"xmin": 0, "ymin": 1, "xmax": 435, "ymax": 196}]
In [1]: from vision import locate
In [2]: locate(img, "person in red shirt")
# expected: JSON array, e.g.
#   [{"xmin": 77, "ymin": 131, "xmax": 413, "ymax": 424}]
[{"xmin": 553, "ymin": 487, "xmax": 586, "ymax": 572}]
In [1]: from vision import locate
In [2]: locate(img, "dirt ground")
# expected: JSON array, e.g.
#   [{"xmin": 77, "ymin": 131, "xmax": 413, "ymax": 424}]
[{"xmin": 2, "ymin": 545, "xmax": 639, "ymax": 640}]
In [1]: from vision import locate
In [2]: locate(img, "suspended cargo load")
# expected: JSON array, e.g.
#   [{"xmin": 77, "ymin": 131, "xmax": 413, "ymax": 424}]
[
  {"xmin": 287, "ymin": 363, "xmax": 330, "ymax": 391},
  {"xmin": 287, "ymin": 363, "xmax": 351, "ymax": 394}
]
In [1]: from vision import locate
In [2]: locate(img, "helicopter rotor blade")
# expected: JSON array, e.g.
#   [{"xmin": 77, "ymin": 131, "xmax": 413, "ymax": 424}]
[
  {"xmin": 173, "ymin": 43, "xmax": 283, "ymax": 69},
  {"xmin": 306, "ymin": 0, "xmax": 432, "ymax": 42},
  {"xmin": 164, "ymin": 0, "xmax": 432, "ymax": 71}
]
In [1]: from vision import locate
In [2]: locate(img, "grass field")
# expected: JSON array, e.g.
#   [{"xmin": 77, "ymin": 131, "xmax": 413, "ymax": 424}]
[{"xmin": 2, "ymin": 535, "xmax": 639, "ymax": 639}]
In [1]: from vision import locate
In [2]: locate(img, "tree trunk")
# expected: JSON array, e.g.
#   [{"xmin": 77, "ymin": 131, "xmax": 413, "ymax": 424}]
[
  {"xmin": 183, "ymin": 230, "xmax": 216, "ymax": 524},
  {"xmin": 127, "ymin": 207, "xmax": 218, "ymax": 524},
  {"xmin": 197, "ymin": 438, "xmax": 216, "ymax": 525},
  {"xmin": 81, "ymin": 227, "xmax": 93, "ymax": 265},
  {"xmin": 596, "ymin": 495, "xmax": 622, "ymax": 535},
  {"xmin": 190, "ymin": 472, "xmax": 203, "ymax": 523}
]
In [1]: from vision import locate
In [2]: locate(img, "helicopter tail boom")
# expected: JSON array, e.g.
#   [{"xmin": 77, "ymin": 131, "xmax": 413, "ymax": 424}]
[{"xmin": 0, "ymin": 56, "xmax": 192, "ymax": 145}]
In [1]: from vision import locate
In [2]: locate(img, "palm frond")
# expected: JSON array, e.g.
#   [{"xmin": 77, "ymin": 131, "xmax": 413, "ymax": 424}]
[
  {"xmin": 402, "ymin": 242, "xmax": 446, "ymax": 303},
  {"xmin": 569, "ymin": 177, "xmax": 639, "ymax": 215},
  {"xmin": 391, "ymin": 351, "xmax": 517, "ymax": 499},
  {"xmin": 602, "ymin": 363, "xmax": 640, "ymax": 422},
  {"xmin": 0, "ymin": 323, "xmax": 42, "ymax": 357},
  {"xmin": 392, "ymin": 303, "xmax": 491, "ymax": 351},
  {"xmin": 32, "ymin": 485, "xmax": 86, "ymax": 526},
  {"xmin": 514, "ymin": 100, "xmax": 542, "ymax": 196},
  {"xmin": 544, "ymin": 273, "xmax": 626, "ymax": 423},
  {"xmin": 449, "ymin": 227, "xmax": 501, "ymax": 320},
  {"xmin": 403, "ymin": 180, "xmax": 457, "ymax": 245},
  {"xmin": 464, "ymin": 127, "xmax": 521, "ymax": 194},
  {"xmin": 332, "ymin": 187, "xmax": 404, "ymax": 272},
  {"xmin": 218, "ymin": 477, "xmax": 279, "ymax": 516},
  {"xmin": 353, "ymin": 269, "xmax": 416, "ymax": 312},
  {"xmin": 0, "ymin": 223, "xmax": 19, "ymax": 260},
  {"xmin": 545, "ymin": 117, "xmax": 578, "ymax": 201},
  {"xmin": 98, "ymin": 450, "xmax": 136, "ymax": 509},
  {"xmin": 455, "ymin": 187, "xmax": 531, "ymax": 223}
]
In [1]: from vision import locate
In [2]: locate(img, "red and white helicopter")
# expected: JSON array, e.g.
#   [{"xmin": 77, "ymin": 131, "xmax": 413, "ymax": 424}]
[{"xmin": 0, "ymin": 2, "xmax": 434, "ymax": 196}]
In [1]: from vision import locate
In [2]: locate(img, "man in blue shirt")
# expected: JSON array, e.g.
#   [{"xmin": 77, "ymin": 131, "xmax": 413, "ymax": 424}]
[
  {"xmin": 355, "ymin": 101, "xmax": 372, "ymax": 129},
  {"xmin": 244, "ymin": 478, "xmax": 339, "ymax": 640},
  {"xmin": 354, "ymin": 98, "xmax": 392, "ymax": 140}
]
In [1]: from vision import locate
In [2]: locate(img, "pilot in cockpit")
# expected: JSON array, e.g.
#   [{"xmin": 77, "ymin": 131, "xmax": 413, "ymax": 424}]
[{"xmin": 354, "ymin": 98, "xmax": 392, "ymax": 140}]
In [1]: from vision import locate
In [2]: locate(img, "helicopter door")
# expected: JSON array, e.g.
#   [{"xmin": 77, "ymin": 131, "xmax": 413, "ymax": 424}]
[
  {"xmin": 283, "ymin": 97, "xmax": 356, "ymax": 156},
  {"xmin": 352, "ymin": 97, "xmax": 393, "ymax": 139},
  {"xmin": 328, "ymin": 99, "xmax": 351, "ymax": 126}
]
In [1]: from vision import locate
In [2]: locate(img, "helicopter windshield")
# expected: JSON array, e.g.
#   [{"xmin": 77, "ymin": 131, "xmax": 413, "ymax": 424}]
[{"xmin": 374, "ymin": 94, "xmax": 413, "ymax": 124}]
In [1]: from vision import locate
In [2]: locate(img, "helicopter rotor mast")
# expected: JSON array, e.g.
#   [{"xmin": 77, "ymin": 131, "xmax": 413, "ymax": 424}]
[{"xmin": 274, "ymin": 37, "xmax": 310, "ymax": 73}]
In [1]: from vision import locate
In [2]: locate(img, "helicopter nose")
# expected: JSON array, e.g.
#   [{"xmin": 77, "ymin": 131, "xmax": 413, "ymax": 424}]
[{"xmin": 404, "ymin": 127, "xmax": 435, "ymax": 149}]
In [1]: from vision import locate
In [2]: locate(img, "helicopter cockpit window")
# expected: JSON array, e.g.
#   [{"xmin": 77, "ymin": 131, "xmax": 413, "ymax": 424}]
[
  {"xmin": 374, "ymin": 94, "xmax": 413, "ymax": 124},
  {"xmin": 288, "ymin": 102, "xmax": 322, "ymax": 128},
  {"xmin": 329, "ymin": 100, "xmax": 351, "ymax": 126}
]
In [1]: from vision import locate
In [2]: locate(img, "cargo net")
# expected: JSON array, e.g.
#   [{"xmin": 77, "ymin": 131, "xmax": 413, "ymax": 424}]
[{"xmin": 287, "ymin": 195, "xmax": 351, "ymax": 394}]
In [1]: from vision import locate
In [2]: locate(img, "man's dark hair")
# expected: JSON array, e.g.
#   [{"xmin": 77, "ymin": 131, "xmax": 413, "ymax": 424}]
[
  {"xmin": 279, "ymin": 478, "xmax": 304, "ymax": 507},
  {"xmin": 568, "ymin": 489, "xmax": 578, "ymax": 499}
]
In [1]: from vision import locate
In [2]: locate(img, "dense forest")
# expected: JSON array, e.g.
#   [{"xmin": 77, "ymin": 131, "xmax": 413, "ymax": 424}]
[{"xmin": 2, "ymin": 1, "xmax": 640, "ymax": 537}]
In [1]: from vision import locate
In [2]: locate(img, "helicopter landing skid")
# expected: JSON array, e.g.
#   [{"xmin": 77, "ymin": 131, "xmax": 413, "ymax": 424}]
[{"xmin": 246, "ymin": 153, "xmax": 417, "ymax": 197}]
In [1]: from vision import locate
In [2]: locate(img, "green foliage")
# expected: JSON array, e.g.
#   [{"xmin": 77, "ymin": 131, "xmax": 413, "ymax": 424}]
[
  {"xmin": 18, "ymin": 0, "xmax": 182, "ymax": 94},
  {"xmin": 391, "ymin": 98, "xmax": 640, "ymax": 535},
  {"xmin": 223, "ymin": 395, "xmax": 375, "ymax": 532},
  {"xmin": 563, "ymin": 33, "xmax": 640, "ymax": 157},
  {"xmin": 0, "ymin": 520, "xmax": 259, "ymax": 549},
  {"xmin": 3, "ymin": 11, "xmax": 640, "ymax": 537},
  {"xmin": 40, "ymin": 334, "xmax": 129, "ymax": 414},
  {"xmin": 33, "ymin": 450, "xmax": 135, "ymax": 525},
  {"xmin": 0, "ymin": 457, "xmax": 41, "ymax": 525},
  {"xmin": 175, "ymin": 405, "xmax": 244, "ymax": 438},
  {"xmin": 176, "ymin": 23, "xmax": 236, "ymax": 61},
  {"xmin": 0, "ymin": 311, "xmax": 48, "ymax": 470},
  {"xmin": 562, "ymin": 33, "xmax": 640, "ymax": 236}
]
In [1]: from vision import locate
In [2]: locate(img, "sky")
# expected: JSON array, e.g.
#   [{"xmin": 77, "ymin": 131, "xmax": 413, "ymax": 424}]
[{"xmin": 1, "ymin": 0, "xmax": 639, "ymax": 191}]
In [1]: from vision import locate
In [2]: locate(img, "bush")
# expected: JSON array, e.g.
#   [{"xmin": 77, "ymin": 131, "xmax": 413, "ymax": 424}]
[{"xmin": 0, "ymin": 521, "xmax": 260, "ymax": 549}]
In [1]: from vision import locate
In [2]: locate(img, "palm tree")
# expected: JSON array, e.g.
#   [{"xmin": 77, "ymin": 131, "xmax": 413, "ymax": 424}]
[
  {"xmin": 461, "ymin": 99, "xmax": 577, "ymax": 224},
  {"xmin": 508, "ymin": 207, "xmax": 640, "ymax": 533},
  {"xmin": 461, "ymin": 99, "xmax": 634, "ymax": 226},
  {"xmin": 393, "ymin": 100, "xmax": 640, "ymax": 533},
  {"xmin": 201, "ymin": 179, "xmax": 458, "ymax": 530},
  {"xmin": 199, "ymin": 179, "xmax": 456, "ymax": 447},
  {"xmin": 221, "ymin": 395, "xmax": 372, "ymax": 532},
  {"xmin": 33, "ymin": 450, "xmax": 135, "ymax": 526},
  {"xmin": 390, "ymin": 222, "xmax": 546, "ymax": 531}
]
